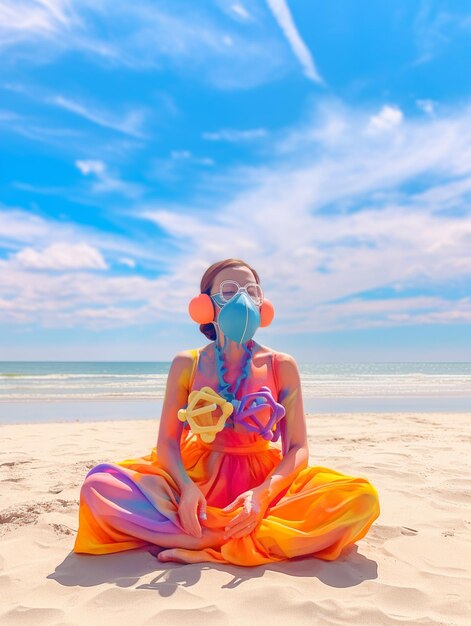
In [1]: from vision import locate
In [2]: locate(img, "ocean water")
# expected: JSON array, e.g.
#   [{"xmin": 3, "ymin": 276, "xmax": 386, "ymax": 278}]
[{"xmin": 1, "ymin": 361, "xmax": 470, "ymax": 424}]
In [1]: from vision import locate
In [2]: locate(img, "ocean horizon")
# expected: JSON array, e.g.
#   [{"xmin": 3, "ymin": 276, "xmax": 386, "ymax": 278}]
[{"xmin": 1, "ymin": 360, "xmax": 470, "ymax": 424}]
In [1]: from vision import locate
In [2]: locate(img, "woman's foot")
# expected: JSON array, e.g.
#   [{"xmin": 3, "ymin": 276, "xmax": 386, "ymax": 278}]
[
  {"xmin": 157, "ymin": 548, "xmax": 208, "ymax": 564},
  {"xmin": 155, "ymin": 526, "xmax": 225, "ymax": 563}
]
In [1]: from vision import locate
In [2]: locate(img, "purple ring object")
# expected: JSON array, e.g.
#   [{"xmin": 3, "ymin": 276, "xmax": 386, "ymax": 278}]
[{"xmin": 231, "ymin": 385, "xmax": 286, "ymax": 440}]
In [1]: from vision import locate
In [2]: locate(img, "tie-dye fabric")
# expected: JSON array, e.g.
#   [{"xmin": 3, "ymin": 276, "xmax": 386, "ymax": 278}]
[{"xmin": 73, "ymin": 348, "xmax": 380, "ymax": 564}]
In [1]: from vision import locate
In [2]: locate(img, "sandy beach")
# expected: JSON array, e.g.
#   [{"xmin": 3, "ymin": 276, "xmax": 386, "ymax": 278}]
[{"xmin": 1, "ymin": 411, "xmax": 470, "ymax": 626}]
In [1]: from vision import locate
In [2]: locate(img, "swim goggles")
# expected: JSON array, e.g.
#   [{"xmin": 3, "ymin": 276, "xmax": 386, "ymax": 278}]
[{"xmin": 210, "ymin": 279, "xmax": 264, "ymax": 307}]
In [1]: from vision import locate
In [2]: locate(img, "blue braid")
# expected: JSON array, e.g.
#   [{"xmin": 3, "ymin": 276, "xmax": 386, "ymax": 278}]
[
  {"xmin": 214, "ymin": 335, "xmax": 234, "ymax": 400},
  {"xmin": 213, "ymin": 336, "xmax": 254, "ymax": 418}
]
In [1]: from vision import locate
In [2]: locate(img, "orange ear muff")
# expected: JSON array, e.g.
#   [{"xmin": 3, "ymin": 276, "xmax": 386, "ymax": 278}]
[
  {"xmin": 260, "ymin": 298, "xmax": 275, "ymax": 327},
  {"xmin": 188, "ymin": 293, "xmax": 214, "ymax": 324}
]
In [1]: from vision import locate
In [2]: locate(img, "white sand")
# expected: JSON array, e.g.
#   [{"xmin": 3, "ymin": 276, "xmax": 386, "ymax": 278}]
[{"xmin": 1, "ymin": 412, "xmax": 470, "ymax": 626}]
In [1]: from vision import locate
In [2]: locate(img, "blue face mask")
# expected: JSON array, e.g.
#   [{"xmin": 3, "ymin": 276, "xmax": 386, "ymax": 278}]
[{"xmin": 211, "ymin": 290, "xmax": 261, "ymax": 344}]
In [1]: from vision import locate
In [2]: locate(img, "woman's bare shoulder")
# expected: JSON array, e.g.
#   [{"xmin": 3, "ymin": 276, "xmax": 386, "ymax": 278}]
[
  {"xmin": 266, "ymin": 348, "xmax": 300, "ymax": 380},
  {"xmin": 171, "ymin": 347, "xmax": 202, "ymax": 367}
]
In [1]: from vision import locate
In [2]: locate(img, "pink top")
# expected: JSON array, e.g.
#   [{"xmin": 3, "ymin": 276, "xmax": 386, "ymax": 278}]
[{"xmin": 182, "ymin": 343, "xmax": 286, "ymax": 453}]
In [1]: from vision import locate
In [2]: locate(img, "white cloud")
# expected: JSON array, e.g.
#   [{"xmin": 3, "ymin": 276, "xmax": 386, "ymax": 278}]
[
  {"xmin": 0, "ymin": 253, "xmax": 194, "ymax": 329},
  {"xmin": 48, "ymin": 95, "xmax": 147, "ymax": 138},
  {"xmin": 202, "ymin": 128, "xmax": 268, "ymax": 142},
  {"xmin": 0, "ymin": 207, "xmax": 184, "ymax": 329},
  {"xmin": 367, "ymin": 105, "xmax": 404, "ymax": 133},
  {"xmin": 0, "ymin": 207, "xmax": 51, "ymax": 245},
  {"xmin": 231, "ymin": 3, "xmax": 251, "ymax": 21},
  {"xmin": 265, "ymin": 0, "xmax": 324, "ymax": 84},
  {"xmin": 170, "ymin": 150, "xmax": 214, "ymax": 165},
  {"xmin": 75, "ymin": 159, "xmax": 145, "ymax": 197},
  {"xmin": 0, "ymin": 0, "xmax": 74, "ymax": 45},
  {"xmin": 145, "ymin": 150, "xmax": 213, "ymax": 179},
  {"xmin": 75, "ymin": 159, "xmax": 105, "ymax": 176},
  {"xmin": 170, "ymin": 150, "xmax": 191, "ymax": 159},
  {"xmin": 0, "ymin": 205, "xmax": 175, "ymax": 269},
  {"xmin": 411, "ymin": 4, "xmax": 464, "ymax": 66},
  {"xmin": 416, "ymin": 98, "xmax": 436, "ymax": 115},
  {"xmin": 0, "ymin": 105, "xmax": 146, "ymax": 163},
  {"xmin": 132, "ymin": 96, "xmax": 471, "ymax": 333},
  {"xmin": 14, "ymin": 242, "xmax": 108, "ymax": 270},
  {"xmin": 0, "ymin": 1, "xmax": 291, "ymax": 90},
  {"xmin": 3, "ymin": 98, "xmax": 471, "ymax": 333},
  {"xmin": 0, "ymin": 198, "xmax": 255, "ymax": 329}
]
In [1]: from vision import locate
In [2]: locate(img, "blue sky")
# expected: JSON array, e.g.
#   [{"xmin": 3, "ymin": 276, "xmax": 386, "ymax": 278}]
[{"xmin": 1, "ymin": 0, "xmax": 471, "ymax": 362}]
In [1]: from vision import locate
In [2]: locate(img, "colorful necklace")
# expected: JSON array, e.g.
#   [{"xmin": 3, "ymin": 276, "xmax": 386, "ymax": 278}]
[
  {"xmin": 213, "ymin": 336, "xmax": 254, "ymax": 424},
  {"xmin": 213, "ymin": 337, "xmax": 286, "ymax": 441},
  {"xmin": 179, "ymin": 338, "xmax": 254, "ymax": 433}
]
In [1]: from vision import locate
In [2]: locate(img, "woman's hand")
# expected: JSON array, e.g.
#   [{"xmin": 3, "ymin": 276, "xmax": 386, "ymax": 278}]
[
  {"xmin": 177, "ymin": 482, "xmax": 208, "ymax": 538},
  {"xmin": 222, "ymin": 487, "xmax": 270, "ymax": 540}
]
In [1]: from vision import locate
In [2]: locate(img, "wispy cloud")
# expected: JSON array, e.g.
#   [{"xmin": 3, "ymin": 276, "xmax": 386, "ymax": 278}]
[
  {"xmin": 134, "ymin": 97, "xmax": 471, "ymax": 333},
  {"xmin": 48, "ymin": 95, "xmax": 147, "ymax": 138},
  {"xmin": 75, "ymin": 159, "xmax": 145, "ymax": 198},
  {"xmin": 118, "ymin": 257, "xmax": 136, "ymax": 268},
  {"xmin": 366, "ymin": 104, "xmax": 404, "ymax": 134},
  {"xmin": 230, "ymin": 3, "xmax": 251, "ymax": 21},
  {"xmin": 202, "ymin": 128, "xmax": 268, "ymax": 142},
  {"xmin": 212, "ymin": 0, "xmax": 253, "ymax": 22},
  {"xmin": 170, "ymin": 150, "xmax": 214, "ymax": 166},
  {"xmin": 0, "ymin": 106, "xmax": 145, "ymax": 165},
  {"xmin": 2, "ymin": 98, "xmax": 471, "ymax": 332},
  {"xmin": 148, "ymin": 150, "xmax": 215, "ymax": 183},
  {"xmin": 0, "ymin": 206, "xmax": 52, "ymax": 246},
  {"xmin": 0, "ymin": 205, "xmax": 181, "ymax": 329},
  {"xmin": 0, "ymin": 1, "xmax": 293, "ymax": 90},
  {"xmin": 0, "ymin": 0, "xmax": 74, "ymax": 45},
  {"xmin": 0, "ymin": 205, "xmax": 173, "ymax": 269},
  {"xmin": 265, "ymin": 0, "xmax": 325, "ymax": 84},
  {"xmin": 75, "ymin": 159, "xmax": 105, "ymax": 176},
  {"xmin": 416, "ymin": 98, "xmax": 437, "ymax": 115},
  {"xmin": 411, "ymin": 1, "xmax": 470, "ymax": 66},
  {"xmin": 0, "ymin": 107, "xmax": 84, "ymax": 145},
  {"xmin": 14, "ymin": 242, "xmax": 108, "ymax": 271}
]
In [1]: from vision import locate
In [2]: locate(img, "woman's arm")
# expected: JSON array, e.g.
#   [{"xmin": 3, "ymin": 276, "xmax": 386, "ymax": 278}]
[
  {"xmin": 156, "ymin": 350, "xmax": 196, "ymax": 492},
  {"xmin": 255, "ymin": 352, "xmax": 310, "ymax": 503}
]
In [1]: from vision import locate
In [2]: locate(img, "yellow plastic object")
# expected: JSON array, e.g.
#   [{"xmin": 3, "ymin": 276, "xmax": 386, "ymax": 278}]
[{"xmin": 177, "ymin": 386, "xmax": 234, "ymax": 443}]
